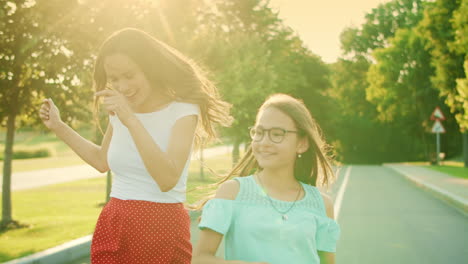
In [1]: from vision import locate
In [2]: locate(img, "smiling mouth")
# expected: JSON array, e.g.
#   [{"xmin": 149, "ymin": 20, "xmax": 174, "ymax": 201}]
[{"xmin": 258, "ymin": 152, "xmax": 276, "ymax": 157}]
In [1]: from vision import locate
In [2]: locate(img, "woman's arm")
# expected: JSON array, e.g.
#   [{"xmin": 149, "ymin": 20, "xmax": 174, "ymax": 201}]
[
  {"xmin": 125, "ymin": 114, "xmax": 197, "ymax": 192},
  {"xmin": 40, "ymin": 98, "xmax": 112, "ymax": 172},
  {"xmin": 95, "ymin": 89, "xmax": 198, "ymax": 192},
  {"xmin": 318, "ymin": 193, "xmax": 336, "ymax": 264},
  {"xmin": 53, "ymin": 121, "xmax": 112, "ymax": 173}
]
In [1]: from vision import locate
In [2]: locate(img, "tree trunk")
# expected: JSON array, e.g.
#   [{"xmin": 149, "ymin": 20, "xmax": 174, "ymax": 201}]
[
  {"xmin": 463, "ymin": 132, "xmax": 468, "ymax": 168},
  {"xmin": 232, "ymin": 137, "xmax": 240, "ymax": 167},
  {"xmin": 94, "ymin": 122, "xmax": 113, "ymax": 204},
  {"xmin": 106, "ymin": 171, "xmax": 112, "ymax": 202},
  {"xmin": 199, "ymin": 147, "xmax": 205, "ymax": 181},
  {"xmin": 2, "ymin": 112, "xmax": 16, "ymax": 226}
]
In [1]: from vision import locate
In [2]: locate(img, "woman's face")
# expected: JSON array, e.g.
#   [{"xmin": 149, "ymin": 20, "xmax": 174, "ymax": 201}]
[
  {"xmin": 103, "ymin": 53, "xmax": 156, "ymax": 110},
  {"xmin": 251, "ymin": 107, "xmax": 305, "ymax": 171}
]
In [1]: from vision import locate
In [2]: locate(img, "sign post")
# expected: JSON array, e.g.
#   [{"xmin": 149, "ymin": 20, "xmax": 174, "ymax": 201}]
[{"xmin": 430, "ymin": 107, "xmax": 446, "ymax": 165}]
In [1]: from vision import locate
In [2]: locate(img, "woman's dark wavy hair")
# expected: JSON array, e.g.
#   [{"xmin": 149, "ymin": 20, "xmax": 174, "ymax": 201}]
[{"xmin": 93, "ymin": 28, "xmax": 232, "ymax": 146}]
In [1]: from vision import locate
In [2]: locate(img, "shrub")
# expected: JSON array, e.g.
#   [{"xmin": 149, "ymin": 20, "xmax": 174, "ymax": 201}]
[{"xmin": 0, "ymin": 148, "xmax": 52, "ymax": 160}]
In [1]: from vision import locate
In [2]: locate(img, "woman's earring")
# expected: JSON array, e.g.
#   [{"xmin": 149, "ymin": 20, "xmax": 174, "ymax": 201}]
[{"xmin": 297, "ymin": 153, "xmax": 302, "ymax": 158}]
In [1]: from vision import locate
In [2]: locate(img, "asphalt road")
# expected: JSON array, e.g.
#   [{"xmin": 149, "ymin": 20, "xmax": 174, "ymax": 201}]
[
  {"xmin": 68, "ymin": 165, "xmax": 468, "ymax": 264},
  {"xmin": 336, "ymin": 165, "xmax": 468, "ymax": 264}
]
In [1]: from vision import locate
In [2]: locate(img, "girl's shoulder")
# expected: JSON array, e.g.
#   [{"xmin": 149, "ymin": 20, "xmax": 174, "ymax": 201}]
[
  {"xmin": 319, "ymin": 192, "xmax": 335, "ymax": 219},
  {"xmin": 214, "ymin": 179, "xmax": 241, "ymax": 200},
  {"xmin": 299, "ymin": 183, "xmax": 331, "ymax": 215},
  {"xmin": 213, "ymin": 176, "xmax": 255, "ymax": 201}
]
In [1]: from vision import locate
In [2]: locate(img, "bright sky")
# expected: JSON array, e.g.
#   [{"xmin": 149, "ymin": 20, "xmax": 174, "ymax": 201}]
[{"xmin": 269, "ymin": 0, "xmax": 392, "ymax": 63}]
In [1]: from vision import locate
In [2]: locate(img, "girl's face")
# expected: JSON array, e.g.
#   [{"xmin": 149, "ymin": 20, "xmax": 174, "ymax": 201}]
[
  {"xmin": 104, "ymin": 53, "xmax": 156, "ymax": 110},
  {"xmin": 251, "ymin": 107, "xmax": 308, "ymax": 171}
]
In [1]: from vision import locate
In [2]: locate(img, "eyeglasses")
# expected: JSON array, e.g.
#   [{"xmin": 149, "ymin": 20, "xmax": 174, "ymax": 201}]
[{"xmin": 249, "ymin": 127, "xmax": 298, "ymax": 143}]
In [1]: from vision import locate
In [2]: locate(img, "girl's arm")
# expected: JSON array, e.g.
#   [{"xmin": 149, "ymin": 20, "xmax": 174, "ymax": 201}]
[
  {"xmin": 193, "ymin": 228, "xmax": 232, "ymax": 264},
  {"xmin": 125, "ymin": 115, "xmax": 197, "ymax": 192},
  {"xmin": 318, "ymin": 193, "xmax": 336, "ymax": 264},
  {"xmin": 193, "ymin": 181, "xmax": 268, "ymax": 264},
  {"xmin": 40, "ymin": 98, "xmax": 112, "ymax": 172}
]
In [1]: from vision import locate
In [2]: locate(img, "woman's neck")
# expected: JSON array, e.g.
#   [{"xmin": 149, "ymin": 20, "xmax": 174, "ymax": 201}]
[{"xmin": 135, "ymin": 94, "xmax": 173, "ymax": 113}]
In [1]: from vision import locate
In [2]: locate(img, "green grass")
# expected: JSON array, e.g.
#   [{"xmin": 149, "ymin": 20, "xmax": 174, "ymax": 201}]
[
  {"xmin": 425, "ymin": 163, "xmax": 468, "ymax": 179},
  {"xmin": 0, "ymin": 129, "xmax": 92, "ymax": 155},
  {"xmin": 403, "ymin": 161, "xmax": 467, "ymax": 179},
  {"xmin": 0, "ymin": 129, "xmax": 92, "ymax": 173},
  {"xmin": 0, "ymin": 178, "xmax": 105, "ymax": 262},
  {"xmin": 185, "ymin": 154, "xmax": 233, "ymax": 204},
  {"xmin": 0, "ymin": 153, "xmax": 233, "ymax": 262}
]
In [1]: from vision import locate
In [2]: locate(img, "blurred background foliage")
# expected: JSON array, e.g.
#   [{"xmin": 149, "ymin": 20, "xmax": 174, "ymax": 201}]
[{"xmin": 1, "ymin": 0, "xmax": 467, "ymax": 166}]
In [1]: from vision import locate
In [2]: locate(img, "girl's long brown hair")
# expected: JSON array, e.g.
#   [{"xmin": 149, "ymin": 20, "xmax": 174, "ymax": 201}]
[
  {"xmin": 92, "ymin": 28, "xmax": 232, "ymax": 146},
  {"xmin": 195, "ymin": 93, "xmax": 335, "ymax": 209}
]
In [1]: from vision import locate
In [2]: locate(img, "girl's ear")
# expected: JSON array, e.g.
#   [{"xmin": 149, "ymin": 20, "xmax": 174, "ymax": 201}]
[{"xmin": 297, "ymin": 136, "xmax": 309, "ymax": 154}]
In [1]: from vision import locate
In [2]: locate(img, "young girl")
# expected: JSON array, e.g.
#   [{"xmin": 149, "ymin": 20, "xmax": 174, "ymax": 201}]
[
  {"xmin": 39, "ymin": 28, "xmax": 231, "ymax": 263},
  {"xmin": 193, "ymin": 94, "xmax": 340, "ymax": 264}
]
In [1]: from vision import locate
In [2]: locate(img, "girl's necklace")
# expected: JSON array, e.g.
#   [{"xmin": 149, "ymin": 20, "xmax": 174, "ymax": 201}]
[{"xmin": 257, "ymin": 174, "xmax": 302, "ymax": 221}]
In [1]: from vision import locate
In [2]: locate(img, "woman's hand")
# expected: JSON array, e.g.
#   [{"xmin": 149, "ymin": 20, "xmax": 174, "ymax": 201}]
[
  {"xmin": 95, "ymin": 89, "xmax": 137, "ymax": 127},
  {"xmin": 39, "ymin": 98, "xmax": 62, "ymax": 131}
]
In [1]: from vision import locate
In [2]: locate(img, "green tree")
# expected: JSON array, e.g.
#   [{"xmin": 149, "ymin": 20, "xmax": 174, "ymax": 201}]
[
  {"xmin": 451, "ymin": 0, "xmax": 468, "ymax": 166},
  {"xmin": 0, "ymin": 0, "xmax": 207, "ymax": 227},
  {"xmin": 331, "ymin": 0, "xmax": 432, "ymax": 163},
  {"xmin": 0, "ymin": 0, "xmax": 96, "ymax": 228},
  {"xmin": 197, "ymin": 0, "xmax": 332, "ymax": 163},
  {"xmin": 418, "ymin": 0, "xmax": 467, "ymax": 166},
  {"xmin": 215, "ymin": 34, "xmax": 279, "ymax": 162},
  {"xmin": 341, "ymin": 0, "xmax": 426, "ymax": 59},
  {"xmin": 329, "ymin": 57, "xmax": 384, "ymax": 163},
  {"xmin": 367, "ymin": 28, "xmax": 460, "ymax": 160}
]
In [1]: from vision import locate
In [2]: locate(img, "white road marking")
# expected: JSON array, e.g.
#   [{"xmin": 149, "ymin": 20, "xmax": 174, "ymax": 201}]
[{"xmin": 335, "ymin": 165, "xmax": 351, "ymax": 220}]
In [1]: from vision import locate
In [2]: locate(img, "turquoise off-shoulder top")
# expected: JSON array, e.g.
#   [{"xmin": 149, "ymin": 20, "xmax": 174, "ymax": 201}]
[{"xmin": 199, "ymin": 176, "xmax": 340, "ymax": 264}]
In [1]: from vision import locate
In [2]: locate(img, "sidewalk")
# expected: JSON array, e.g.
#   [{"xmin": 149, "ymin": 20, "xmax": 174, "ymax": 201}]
[
  {"xmin": 384, "ymin": 163, "xmax": 468, "ymax": 216},
  {"xmin": 2, "ymin": 145, "xmax": 234, "ymax": 191},
  {"xmin": 5, "ymin": 165, "xmax": 106, "ymax": 191}
]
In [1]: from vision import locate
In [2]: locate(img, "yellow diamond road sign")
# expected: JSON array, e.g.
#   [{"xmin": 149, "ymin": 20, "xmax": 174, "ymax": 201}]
[{"xmin": 431, "ymin": 120, "xmax": 446, "ymax": 133}]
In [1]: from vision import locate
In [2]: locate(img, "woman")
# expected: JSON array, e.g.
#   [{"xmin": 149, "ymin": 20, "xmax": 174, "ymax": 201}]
[{"xmin": 39, "ymin": 28, "xmax": 232, "ymax": 263}]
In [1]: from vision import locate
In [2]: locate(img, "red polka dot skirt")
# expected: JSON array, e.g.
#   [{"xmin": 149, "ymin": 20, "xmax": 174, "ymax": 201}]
[{"xmin": 91, "ymin": 198, "xmax": 191, "ymax": 264}]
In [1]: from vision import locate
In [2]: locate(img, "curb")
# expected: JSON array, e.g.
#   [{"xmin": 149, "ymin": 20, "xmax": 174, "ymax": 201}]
[
  {"xmin": 4, "ymin": 235, "xmax": 92, "ymax": 264},
  {"xmin": 4, "ymin": 211, "xmax": 202, "ymax": 264},
  {"xmin": 384, "ymin": 164, "xmax": 468, "ymax": 216}
]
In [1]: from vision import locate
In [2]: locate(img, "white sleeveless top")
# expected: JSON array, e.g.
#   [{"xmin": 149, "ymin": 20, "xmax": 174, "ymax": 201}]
[{"xmin": 107, "ymin": 101, "xmax": 200, "ymax": 203}]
